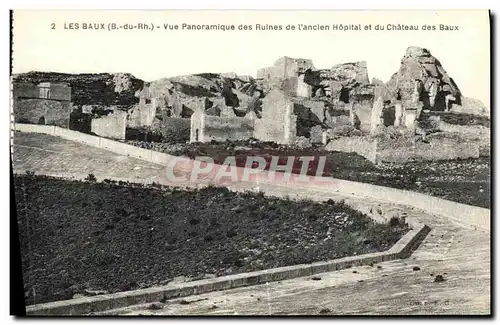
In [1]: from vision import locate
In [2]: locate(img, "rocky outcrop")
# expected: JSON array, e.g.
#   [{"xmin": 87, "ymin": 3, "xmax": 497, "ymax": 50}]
[
  {"xmin": 330, "ymin": 61, "xmax": 370, "ymax": 87},
  {"xmin": 386, "ymin": 47, "xmax": 462, "ymax": 111}
]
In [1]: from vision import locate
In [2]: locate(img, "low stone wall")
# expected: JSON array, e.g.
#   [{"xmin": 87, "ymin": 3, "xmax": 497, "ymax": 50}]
[
  {"xmin": 14, "ymin": 123, "xmax": 490, "ymax": 232},
  {"xmin": 439, "ymin": 121, "xmax": 490, "ymax": 156},
  {"xmin": 325, "ymin": 136, "xmax": 377, "ymax": 163},
  {"xmin": 377, "ymin": 134, "xmax": 480, "ymax": 163}
]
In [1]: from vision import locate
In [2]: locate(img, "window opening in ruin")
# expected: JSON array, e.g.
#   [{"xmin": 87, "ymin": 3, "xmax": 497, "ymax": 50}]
[
  {"xmin": 39, "ymin": 87, "xmax": 51, "ymax": 99},
  {"xmin": 339, "ymin": 88, "xmax": 349, "ymax": 103},
  {"xmin": 38, "ymin": 116, "xmax": 46, "ymax": 125},
  {"xmin": 195, "ymin": 129, "xmax": 199, "ymax": 142},
  {"xmin": 145, "ymin": 99, "xmax": 152, "ymax": 104}
]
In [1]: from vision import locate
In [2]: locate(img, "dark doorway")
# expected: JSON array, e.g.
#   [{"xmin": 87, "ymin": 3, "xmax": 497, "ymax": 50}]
[
  {"xmin": 38, "ymin": 116, "xmax": 45, "ymax": 125},
  {"xmin": 195, "ymin": 129, "xmax": 199, "ymax": 142},
  {"xmin": 382, "ymin": 107, "xmax": 396, "ymax": 126},
  {"xmin": 339, "ymin": 87, "xmax": 350, "ymax": 103}
]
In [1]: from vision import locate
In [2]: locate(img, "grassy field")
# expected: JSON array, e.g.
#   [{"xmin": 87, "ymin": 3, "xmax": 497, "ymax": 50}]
[{"xmin": 15, "ymin": 175, "xmax": 409, "ymax": 305}]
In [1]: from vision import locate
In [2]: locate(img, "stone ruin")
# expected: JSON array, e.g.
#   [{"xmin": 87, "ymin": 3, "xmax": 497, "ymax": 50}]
[
  {"xmin": 15, "ymin": 47, "xmax": 485, "ymax": 148},
  {"xmin": 188, "ymin": 46, "xmax": 489, "ymax": 152}
]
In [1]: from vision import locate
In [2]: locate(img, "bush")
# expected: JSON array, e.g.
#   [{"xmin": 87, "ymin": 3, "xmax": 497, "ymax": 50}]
[{"xmin": 84, "ymin": 173, "xmax": 97, "ymax": 182}]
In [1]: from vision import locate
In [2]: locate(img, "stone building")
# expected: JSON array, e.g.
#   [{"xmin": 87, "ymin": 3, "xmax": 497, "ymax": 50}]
[
  {"xmin": 91, "ymin": 111, "xmax": 127, "ymax": 140},
  {"xmin": 13, "ymin": 82, "xmax": 72, "ymax": 127}
]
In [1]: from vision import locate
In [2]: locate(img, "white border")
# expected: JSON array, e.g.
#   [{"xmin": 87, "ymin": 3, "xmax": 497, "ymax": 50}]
[{"xmin": 2, "ymin": 1, "xmax": 497, "ymax": 324}]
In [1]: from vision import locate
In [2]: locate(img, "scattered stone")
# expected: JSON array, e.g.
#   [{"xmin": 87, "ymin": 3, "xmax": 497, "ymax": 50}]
[
  {"xmin": 358, "ymin": 280, "xmax": 365, "ymax": 283},
  {"xmin": 179, "ymin": 297, "xmax": 209, "ymax": 305},
  {"xmin": 147, "ymin": 302, "xmax": 165, "ymax": 310},
  {"xmin": 83, "ymin": 289, "xmax": 109, "ymax": 296},
  {"xmin": 413, "ymin": 266, "xmax": 421, "ymax": 271},
  {"xmin": 377, "ymin": 265, "xmax": 382, "ymax": 269},
  {"xmin": 209, "ymin": 305, "xmax": 218, "ymax": 310},
  {"xmin": 311, "ymin": 276, "xmax": 322, "ymax": 281},
  {"xmin": 434, "ymin": 275, "xmax": 446, "ymax": 283},
  {"xmin": 352, "ymin": 270, "xmax": 358, "ymax": 273},
  {"xmin": 319, "ymin": 308, "xmax": 332, "ymax": 314}
]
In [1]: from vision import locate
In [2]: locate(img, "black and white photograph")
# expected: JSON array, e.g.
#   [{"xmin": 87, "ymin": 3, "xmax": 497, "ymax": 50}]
[{"xmin": 9, "ymin": 9, "xmax": 491, "ymax": 316}]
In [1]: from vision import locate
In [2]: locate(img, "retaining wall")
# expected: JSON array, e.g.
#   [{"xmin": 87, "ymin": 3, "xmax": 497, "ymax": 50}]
[{"xmin": 13, "ymin": 123, "xmax": 490, "ymax": 231}]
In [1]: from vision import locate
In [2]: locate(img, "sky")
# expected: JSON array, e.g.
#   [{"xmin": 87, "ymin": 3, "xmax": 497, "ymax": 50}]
[{"xmin": 12, "ymin": 10, "xmax": 490, "ymax": 106}]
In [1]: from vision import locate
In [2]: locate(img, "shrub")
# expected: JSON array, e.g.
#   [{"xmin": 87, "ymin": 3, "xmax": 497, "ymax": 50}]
[{"xmin": 84, "ymin": 173, "xmax": 97, "ymax": 182}]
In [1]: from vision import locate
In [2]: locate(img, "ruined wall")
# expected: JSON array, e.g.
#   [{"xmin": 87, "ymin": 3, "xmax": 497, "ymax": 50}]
[
  {"xmin": 161, "ymin": 117, "xmax": 191, "ymax": 143},
  {"xmin": 438, "ymin": 121, "xmax": 490, "ymax": 156},
  {"xmin": 128, "ymin": 102, "xmax": 157, "ymax": 128},
  {"xmin": 13, "ymin": 72, "xmax": 142, "ymax": 108},
  {"xmin": 376, "ymin": 133, "xmax": 480, "ymax": 163},
  {"xmin": 254, "ymin": 118, "xmax": 285, "ymax": 143},
  {"xmin": 13, "ymin": 82, "xmax": 72, "ymax": 128},
  {"xmin": 324, "ymin": 136, "xmax": 378, "ymax": 163},
  {"xmin": 91, "ymin": 111, "xmax": 127, "ymax": 140},
  {"xmin": 202, "ymin": 116, "xmax": 255, "ymax": 142},
  {"xmin": 254, "ymin": 89, "xmax": 297, "ymax": 144},
  {"xmin": 14, "ymin": 99, "xmax": 72, "ymax": 127},
  {"xmin": 353, "ymin": 102, "xmax": 373, "ymax": 133}
]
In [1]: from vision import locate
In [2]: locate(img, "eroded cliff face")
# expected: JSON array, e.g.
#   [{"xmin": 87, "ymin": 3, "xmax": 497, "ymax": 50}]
[{"xmin": 386, "ymin": 47, "xmax": 462, "ymax": 111}]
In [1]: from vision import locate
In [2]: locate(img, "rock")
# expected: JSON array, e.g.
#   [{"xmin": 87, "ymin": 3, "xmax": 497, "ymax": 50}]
[
  {"xmin": 451, "ymin": 97, "xmax": 489, "ymax": 116},
  {"xmin": 413, "ymin": 266, "xmax": 421, "ymax": 271},
  {"xmin": 83, "ymin": 288, "xmax": 109, "ymax": 296},
  {"xmin": 386, "ymin": 46, "xmax": 461, "ymax": 111},
  {"xmin": 330, "ymin": 61, "xmax": 370, "ymax": 86},
  {"xmin": 434, "ymin": 275, "xmax": 446, "ymax": 282},
  {"xmin": 147, "ymin": 302, "xmax": 165, "ymax": 310},
  {"xmin": 311, "ymin": 276, "xmax": 322, "ymax": 281},
  {"xmin": 319, "ymin": 308, "xmax": 332, "ymax": 314}
]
